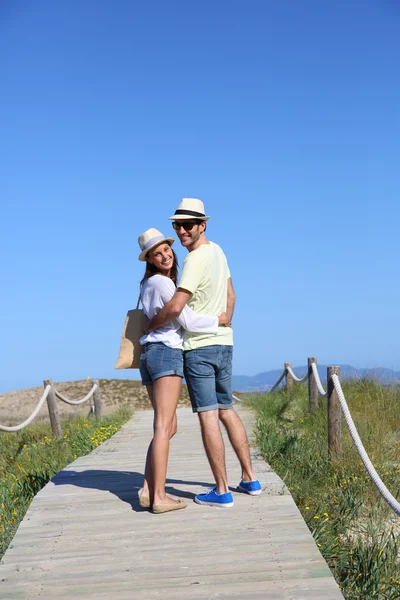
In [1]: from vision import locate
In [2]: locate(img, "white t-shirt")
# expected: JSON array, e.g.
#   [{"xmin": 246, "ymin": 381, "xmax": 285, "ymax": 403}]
[
  {"xmin": 178, "ymin": 241, "xmax": 233, "ymax": 351},
  {"xmin": 140, "ymin": 274, "xmax": 218, "ymax": 349}
]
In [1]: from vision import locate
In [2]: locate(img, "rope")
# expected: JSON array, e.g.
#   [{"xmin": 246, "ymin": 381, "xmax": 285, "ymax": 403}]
[
  {"xmin": 269, "ymin": 370, "xmax": 286, "ymax": 393},
  {"xmin": 267, "ymin": 360, "xmax": 399, "ymax": 515},
  {"xmin": 286, "ymin": 366, "xmax": 309, "ymax": 383},
  {"xmin": 54, "ymin": 384, "xmax": 98, "ymax": 405},
  {"xmin": 332, "ymin": 374, "xmax": 400, "ymax": 516},
  {"xmin": 311, "ymin": 362, "xmax": 327, "ymax": 397},
  {"xmin": 232, "ymin": 393, "xmax": 243, "ymax": 403},
  {"xmin": 0, "ymin": 386, "xmax": 52, "ymax": 432}
]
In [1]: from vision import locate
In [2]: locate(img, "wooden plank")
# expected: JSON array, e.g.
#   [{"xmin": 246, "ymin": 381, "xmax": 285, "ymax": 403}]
[{"xmin": 0, "ymin": 406, "xmax": 344, "ymax": 599}]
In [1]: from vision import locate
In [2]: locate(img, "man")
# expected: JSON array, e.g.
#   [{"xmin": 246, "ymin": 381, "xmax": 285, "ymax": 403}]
[{"xmin": 147, "ymin": 198, "xmax": 261, "ymax": 507}]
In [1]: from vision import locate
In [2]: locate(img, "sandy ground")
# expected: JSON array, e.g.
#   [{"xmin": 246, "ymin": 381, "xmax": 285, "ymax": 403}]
[{"xmin": 0, "ymin": 378, "xmax": 192, "ymax": 426}]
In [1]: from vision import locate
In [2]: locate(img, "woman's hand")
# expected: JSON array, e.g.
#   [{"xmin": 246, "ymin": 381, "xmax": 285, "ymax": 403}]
[{"xmin": 218, "ymin": 312, "xmax": 232, "ymax": 327}]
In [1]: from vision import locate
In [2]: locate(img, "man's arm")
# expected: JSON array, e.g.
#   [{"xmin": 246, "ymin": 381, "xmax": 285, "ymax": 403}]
[
  {"xmin": 147, "ymin": 288, "xmax": 192, "ymax": 332},
  {"xmin": 226, "ymin": 278, "xmax": 236, "ymax": 323}
]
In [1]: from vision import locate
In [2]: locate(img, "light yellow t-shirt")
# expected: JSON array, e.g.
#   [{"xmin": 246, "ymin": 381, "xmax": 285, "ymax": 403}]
[{"xmin": 178, "ymin": 241, "xmax": 233, "ymax": 351}]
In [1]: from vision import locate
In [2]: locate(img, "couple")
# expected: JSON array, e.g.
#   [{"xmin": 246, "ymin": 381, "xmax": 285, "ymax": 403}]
[{"xmin": 137, "ymin": 198, "xmax": 261, "ymax": 514}]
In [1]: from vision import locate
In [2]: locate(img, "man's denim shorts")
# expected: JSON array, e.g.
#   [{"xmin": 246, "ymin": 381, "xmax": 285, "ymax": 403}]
[
  {"xmin": 139, "ymin": 342, "xmax": 184, "ymax": 386},
  {"xmin": 183, "ymin": 345, "xmax": 233, "ymax": 413}
]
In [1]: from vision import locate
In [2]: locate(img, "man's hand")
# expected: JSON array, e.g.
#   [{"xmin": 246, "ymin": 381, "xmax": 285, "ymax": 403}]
[{"xmin": 218, "ymin": 312, "xmax": 232, "ymax": 327}]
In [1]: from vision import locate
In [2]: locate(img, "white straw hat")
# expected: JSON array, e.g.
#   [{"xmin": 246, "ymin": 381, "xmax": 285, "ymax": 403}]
[
  {"xmin": 169, "ymin": 198, "xmax": 210, "ymax": 221},
  {"xmin": 138, "ymin": 228, "xmax": 175, "ymax": 261}
]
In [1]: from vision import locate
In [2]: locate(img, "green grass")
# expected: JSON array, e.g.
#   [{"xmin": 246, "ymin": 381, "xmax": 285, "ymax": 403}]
[
  {"xmin": 250, "ymin": 379, "xmax": 400, "ymax": 599},
  {"xmin": 0, "ymin": 407, "xmax": 133, "ymax": 559}
]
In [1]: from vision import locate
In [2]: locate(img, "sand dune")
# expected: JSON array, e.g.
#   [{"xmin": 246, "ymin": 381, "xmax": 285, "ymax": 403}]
[{"xmin": 0, "ymin": 378, "xmax": 191, "ymax": 426}]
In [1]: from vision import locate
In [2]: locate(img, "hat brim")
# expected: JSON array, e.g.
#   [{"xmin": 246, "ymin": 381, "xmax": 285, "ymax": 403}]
[
  {"xmin": 168, "ymin": 213, "xmax": 210, "ymax": 221},
  {"xmin": 139, "ymin": 237, "xmax": 175, "ymax": 261}
]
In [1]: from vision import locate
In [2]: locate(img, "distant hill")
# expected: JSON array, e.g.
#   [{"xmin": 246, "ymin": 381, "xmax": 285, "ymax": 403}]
[{"xmin": 232, "ymin": 365, "xmax": 400, "ymax": 392}]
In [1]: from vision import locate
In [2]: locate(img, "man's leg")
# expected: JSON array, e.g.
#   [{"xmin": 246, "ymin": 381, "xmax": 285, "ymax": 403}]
[
  {"xmin": 218, "ymin": 408, "xmax": 255, "ymax": 482},
  {"xmin": 184, "ymin": 347, "xmax": 233, "ymax": 504},
  {"xmin": 197, "ymin": 409, "xmax": 229, "ymax": 494},
  {"xmin": 216, "ymin": 346, "xmax": 259, "ymax": 486}
]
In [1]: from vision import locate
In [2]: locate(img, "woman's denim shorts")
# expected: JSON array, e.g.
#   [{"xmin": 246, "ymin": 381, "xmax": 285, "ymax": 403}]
[{"xmin": 139, "ymin": 342, "xmax": 184, "ymax": 386}]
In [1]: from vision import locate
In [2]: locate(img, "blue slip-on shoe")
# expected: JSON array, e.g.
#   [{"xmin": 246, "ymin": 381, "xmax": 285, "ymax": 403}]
[
  {"xmin": 237, "ymin": 479, "xmax": 262, "ymax": 495},
  {"xmin": 194, "ymin": 487, "xmax": 234, "ymax": 508}
]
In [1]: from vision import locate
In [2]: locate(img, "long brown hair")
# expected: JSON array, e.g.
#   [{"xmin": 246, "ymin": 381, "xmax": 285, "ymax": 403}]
[{"xmin": 140, "ymin": 243, "xmax": 179, "ymax": 286}]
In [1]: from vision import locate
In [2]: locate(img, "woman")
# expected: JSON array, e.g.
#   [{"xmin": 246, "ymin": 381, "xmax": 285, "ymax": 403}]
[{"xmin": 137, "ymin": 228, "xmax": 227, "ymax": 514}]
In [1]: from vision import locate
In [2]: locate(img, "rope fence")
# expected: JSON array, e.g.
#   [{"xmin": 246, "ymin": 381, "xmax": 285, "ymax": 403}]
[
  {"xmin": 0, "ymin": 379, "xmax": 102, "ymax": 438},
  {"xmin": 3, "ymin": 364, "xmax": 399, "ymax": 515},
  {"xmin": 55, "ymin": 385, "xmax": 99, "ymax": 406},
  {"xmin": 265, "ymin": 358, "xmax": 400, "ymax": 516}
]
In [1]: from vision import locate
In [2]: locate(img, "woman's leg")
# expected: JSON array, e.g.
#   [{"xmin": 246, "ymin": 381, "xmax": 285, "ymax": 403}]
[
  {"xmin": 141, "ymin": 385, "xmax": 154, "ymax": 501},
  {"xmin": 142, "ymin": 386, "xmax": 178, "ymax": 502},
  {"xmin": 152, "ymin": 375, "xmax": 182, "ymax": 506}
]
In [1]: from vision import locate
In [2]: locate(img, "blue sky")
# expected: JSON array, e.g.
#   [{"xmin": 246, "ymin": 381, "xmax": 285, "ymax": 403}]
[{"xmin": 1, "ymin": 0, "xmax": 399, "ymax": 393}]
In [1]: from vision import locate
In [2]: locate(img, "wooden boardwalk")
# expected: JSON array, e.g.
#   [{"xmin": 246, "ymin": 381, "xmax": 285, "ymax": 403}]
[{"xmin": 1, "ymin": 406, "xmax": 344, "ymax": 599}]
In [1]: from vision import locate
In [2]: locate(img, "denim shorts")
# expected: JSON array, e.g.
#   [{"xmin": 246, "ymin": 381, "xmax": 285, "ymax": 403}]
[
  {"xmin": 183, "ymin": 345, "xmax": 233, "ymax": 413},
  {"xmin": 139, "ymin": 342, "xmax": 184, "ymax": 386}
]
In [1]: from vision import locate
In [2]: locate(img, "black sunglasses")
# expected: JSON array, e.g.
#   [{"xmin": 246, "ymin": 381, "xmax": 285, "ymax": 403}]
[{"xmin": 172, "ymin": 221, "xmax": 199, "ymax": 231}]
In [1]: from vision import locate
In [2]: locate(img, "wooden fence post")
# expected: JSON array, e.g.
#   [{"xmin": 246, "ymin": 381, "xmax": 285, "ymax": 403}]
[
  {"xmin": 284, "ymin": 362, "xmax": 293, "ymax": 391},
  {"xmin": 308, "ymin": 357, "xmax": 319, "ymax": 412},
  {"xmin": 327, "ymin": 366, "xmax": 341, "ymax": 460},
  {"xmin": 43, "ymin": 379, "xmax": 62, "ymax": 439},
  {"xmin": 92, "ymin": 380, "xmax": 102, "ymax": 421}
]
